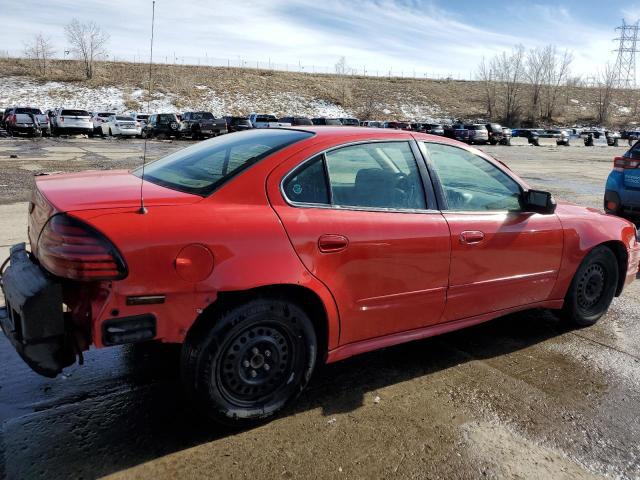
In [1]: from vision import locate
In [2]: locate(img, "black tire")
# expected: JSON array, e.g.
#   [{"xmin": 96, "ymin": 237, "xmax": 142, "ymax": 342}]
[
  {"xmin": 109, "ymin": 128, "xmax": 113, "ymax": 137},
  {"xmin": 181, "ymin": 297, "xmax": 317, "ymax": 426},
  {"xmin": 560, "ymin": 246, "xmax": 619, "ymax": 327},
  {"xmin": 192, "ymin": 129, "xmax": 200, "ymax": 140}
]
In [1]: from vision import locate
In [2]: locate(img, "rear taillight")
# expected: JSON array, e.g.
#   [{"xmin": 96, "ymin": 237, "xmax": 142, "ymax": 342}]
[
  {"xmin": 38, "ymin": 214, "xmax": 127, "ymax": 281},
  {"xmin": 613, "ymin": 156, "xmax": 640, "ymax": 171},
  {"xmin": 60, "ymin": 117, "xmax": 64, "ymax": 123}
]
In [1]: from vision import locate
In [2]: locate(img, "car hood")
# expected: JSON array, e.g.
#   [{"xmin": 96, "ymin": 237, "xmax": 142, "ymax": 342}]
[{"xmin": 35, "ymin": 169, "xmax": 201, "ymax": 212}]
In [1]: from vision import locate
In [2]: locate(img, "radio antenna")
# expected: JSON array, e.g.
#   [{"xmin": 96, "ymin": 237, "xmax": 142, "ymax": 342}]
[{"xmin": 139, "ymin": 0, "xmax": 155, "ymax": 215}]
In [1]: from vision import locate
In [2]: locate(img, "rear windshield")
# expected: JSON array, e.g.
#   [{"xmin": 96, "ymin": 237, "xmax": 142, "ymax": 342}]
[
  {"xmin": 466, "ymin": 125, "xmax": 487, "ymax": 130},
  {"xmin": 61, "ymin": 110, "xmax": 90, "ymax": 117},
  {"xmin": 15, "ymin": 114, "xmax": 34, "ymax": 122},
  {"xmin": 157, "ymin": 114, "xmax": 177, "ymax": 123},
  {"xmin": 293, "ymin": 117, "xmax": 313, "ymax": 125},
  {"xmin": 116, "ymin": 116, "xmax": 134, "ymax": 121},
  {"xmin": 136, "ymin": 114, "xmax": 149, "ymax": 120},
  {"xmin": 191, "ymin": 112, "xmax": 215, "ymax": 120},
  {"xmin": 98, "ymin": 112, "xmax": 113, "ymax": 117},
  {"xmin": 135, "ymin": 129, "xmax": 313, "ymax": 196},
  {"xmin": 255, "ymin": 115, "xmax": 277, "ymax": 122},
  {"xmin": 15, "ymin": 107, "xmax": 43, "ymax": 114}
]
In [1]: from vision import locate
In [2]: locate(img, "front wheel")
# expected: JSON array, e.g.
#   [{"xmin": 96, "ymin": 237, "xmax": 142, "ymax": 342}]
[
  {"xmin": 181, "ymin": 298, "xmax": 317, "ymax": 426},
  {"xmin": 560, "ymin": 246, "xmax": 619, "ymax": 327}
]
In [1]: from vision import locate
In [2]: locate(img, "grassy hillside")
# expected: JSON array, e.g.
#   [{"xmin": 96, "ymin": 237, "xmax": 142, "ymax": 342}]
[{"xmin": 0, "ymin": 57, "xmax": 638, "ymax": 126}]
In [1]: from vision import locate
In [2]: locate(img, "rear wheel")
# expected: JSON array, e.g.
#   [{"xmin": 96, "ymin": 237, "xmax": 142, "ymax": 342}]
[
  {"xmin": 181, "ymin": 297, "xmax": 317, "ymax": 426},
  {"xmin": 560, "ymin": 246, "xmax": 619, "ymax": 327}
]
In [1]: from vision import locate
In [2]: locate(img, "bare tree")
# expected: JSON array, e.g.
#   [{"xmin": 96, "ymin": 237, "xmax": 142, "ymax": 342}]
[
  {"xmin": 64, "ymin": 18, "xmax": 109, "ymax": 79},
  {"xmin": 492, "ymin": 45, "xmax": 525, "ymax": 125},
  {"xmin": 334, "ymin": 56, "xmax": 353, "ymax": 106},
  {"xmin": 596, "ymin": 63, "xmax": 616, "ymax": 124},
  {"xmin": 524, "ymin": 46, "xmax": 551, "ymax": 121},
  {"xmin": 541, "ymin": 47, "xmax": 573, "ymax": 120},
  {"xmin": 477, "ymin": 57, "xmax": 497, "ymax": 119},
  {"xmin": 24, "ymin": 34, "xmax": 56, "ymax": 77}
]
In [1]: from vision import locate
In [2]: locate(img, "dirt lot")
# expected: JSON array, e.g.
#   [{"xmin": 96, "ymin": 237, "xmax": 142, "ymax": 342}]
[{"xmin": 0, "ymin": 137, "xmax": 639, "ymax": 479}]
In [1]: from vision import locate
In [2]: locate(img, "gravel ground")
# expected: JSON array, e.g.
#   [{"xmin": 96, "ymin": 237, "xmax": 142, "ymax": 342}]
[{"xmin": 0, "ymin": 137, "xmax": 639, "ymax": 480}]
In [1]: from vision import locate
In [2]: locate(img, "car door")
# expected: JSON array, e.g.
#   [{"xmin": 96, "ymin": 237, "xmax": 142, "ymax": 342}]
[
  {"xmin": 269, "ymin": 140, "xmax": 451, "ymax": 346},
  {"xmin": 421, "ymin": 142, "xmax": 564, "ymax": 321}
]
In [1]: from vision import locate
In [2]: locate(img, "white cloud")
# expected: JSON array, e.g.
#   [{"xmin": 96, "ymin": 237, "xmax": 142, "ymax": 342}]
[{"xmin": 0, "ymin": 0, "xmax": 623, "ymax": 78}]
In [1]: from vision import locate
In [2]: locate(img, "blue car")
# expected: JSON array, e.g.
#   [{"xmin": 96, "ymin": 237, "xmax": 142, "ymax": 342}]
[{"xmin": 605, "ymin": 141, "xmax": 640, "ymax": 220}]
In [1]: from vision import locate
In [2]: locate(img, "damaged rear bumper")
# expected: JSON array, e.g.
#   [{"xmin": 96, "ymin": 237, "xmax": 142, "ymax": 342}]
[{"xmin": 0, "ymin": 243, "xmax": 77, "ymax": 377}]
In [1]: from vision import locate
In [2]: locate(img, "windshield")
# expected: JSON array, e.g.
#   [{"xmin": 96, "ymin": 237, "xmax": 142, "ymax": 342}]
[
  {"xmin": 98, "ymin": 112, "xmax": 113, "ymax": 117},
  {"xmin": 134, "ymin": 129, "xmax": 313, "ymax": 196}
]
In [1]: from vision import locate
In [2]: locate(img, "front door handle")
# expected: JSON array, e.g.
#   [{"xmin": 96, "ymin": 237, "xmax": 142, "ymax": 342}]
[
  {"xmin": 318, "ymin": 234, "xmax": 349, "ymax": 253},
  {"xmin": 460, "ymin": 230, "xmax": 485, "ymax": 245}
]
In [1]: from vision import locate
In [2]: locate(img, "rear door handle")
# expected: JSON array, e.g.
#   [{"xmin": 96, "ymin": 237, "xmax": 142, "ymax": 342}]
[
  {"xmin": 318, "ymin": 234, "xmax": 349, "ymax": 253},
  {"xmin": 460, "ymin": 230, "xmax": 485, "ymax": 244}
]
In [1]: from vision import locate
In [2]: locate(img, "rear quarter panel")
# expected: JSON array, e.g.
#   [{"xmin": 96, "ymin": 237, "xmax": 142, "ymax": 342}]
[{"xmin": 70, "ymin": 140, "xmax": 341, "ymax": 349}]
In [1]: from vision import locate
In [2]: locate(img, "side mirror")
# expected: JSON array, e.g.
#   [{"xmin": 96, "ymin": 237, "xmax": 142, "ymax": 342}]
[{"xmin": 522, "ymin": 190, "xmax": 556, "ymax": 214}]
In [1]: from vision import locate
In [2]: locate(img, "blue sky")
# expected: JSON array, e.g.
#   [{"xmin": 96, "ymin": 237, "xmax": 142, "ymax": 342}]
[{"xmin": 1, "ymin": 0, "xmax": 640, "ymax": 77}]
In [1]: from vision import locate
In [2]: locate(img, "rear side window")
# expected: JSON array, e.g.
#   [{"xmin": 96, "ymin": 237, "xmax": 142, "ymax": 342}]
[
  {"xmin": 283, "ymin": 155, "xmax": 329, "ymax": 205},
  {"xmin": 136, "ymin": 129, "xmax": 313, "ymax": 196}
]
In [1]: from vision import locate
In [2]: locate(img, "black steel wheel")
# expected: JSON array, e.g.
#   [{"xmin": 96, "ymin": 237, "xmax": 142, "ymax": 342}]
[
  {"xmin": 181, "ymin": 297, "xmax": 317, "ymax": 426},
  {"xmin": 561, "ymin": 246, "xmax": 619, "ymax": 326}
]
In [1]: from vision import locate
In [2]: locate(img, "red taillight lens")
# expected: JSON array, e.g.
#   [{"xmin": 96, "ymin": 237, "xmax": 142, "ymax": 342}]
[
  {"xmin": 60, "ymin": 117, "xmax": 64, "ymax": 123},
  {"xmin": 614, "ymin": 156, "xmax": 640, "ymax": 171},
  {"xmin": 38, "ymin": 214, "xmax": 127, "ymax": 281}
]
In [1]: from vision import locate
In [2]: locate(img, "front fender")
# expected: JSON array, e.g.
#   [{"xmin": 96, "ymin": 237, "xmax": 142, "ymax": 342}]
[{"xmin": 549, "ymin": 203, "xmax": 638, "ymax": 300}]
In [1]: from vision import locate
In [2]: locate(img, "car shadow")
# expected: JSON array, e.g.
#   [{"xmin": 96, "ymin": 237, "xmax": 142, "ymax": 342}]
[{"xmin": 1, "ymin": 308, "xmax": 573, "ymax": 479}]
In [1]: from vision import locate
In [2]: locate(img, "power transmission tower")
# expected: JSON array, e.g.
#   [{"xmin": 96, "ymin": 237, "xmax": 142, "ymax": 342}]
[{"xmin": 613, "ymin": 19, "xmax": 640, "ymax": 88}]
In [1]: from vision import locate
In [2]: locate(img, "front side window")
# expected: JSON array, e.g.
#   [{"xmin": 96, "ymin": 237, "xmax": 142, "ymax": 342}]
[
  {"xmin": 136, "ymin": 129, "xmax": 313, "ymax": 196},
  {"xmin": 424, "ymin": 143, "xmax": 521, "ymax": 211}
]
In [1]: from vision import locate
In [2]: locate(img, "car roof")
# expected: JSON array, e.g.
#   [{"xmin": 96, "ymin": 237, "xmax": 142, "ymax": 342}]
[{"xmin": 284, "ymin": 126, "xmax": 448, "ymax": 143}]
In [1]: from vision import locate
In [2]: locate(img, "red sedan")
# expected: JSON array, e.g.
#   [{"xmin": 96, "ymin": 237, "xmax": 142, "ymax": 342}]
[{"xmin": 1, "ymin": 127, "xmax": 639, "ymax": 425}]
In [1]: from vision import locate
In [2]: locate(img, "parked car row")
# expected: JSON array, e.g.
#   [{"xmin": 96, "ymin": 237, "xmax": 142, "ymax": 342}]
[{"xmin": 13, "ymin": 105, "xmax": 613, "ymax": 150}]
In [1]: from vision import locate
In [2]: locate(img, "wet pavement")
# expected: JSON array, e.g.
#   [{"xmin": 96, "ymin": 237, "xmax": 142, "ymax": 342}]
[{"xmin": 0, "ymin": 137, "xmax": 639, "ymax": 479}]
